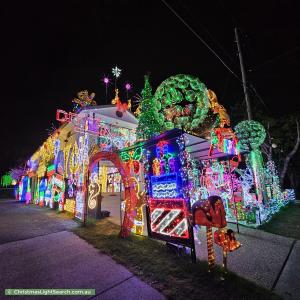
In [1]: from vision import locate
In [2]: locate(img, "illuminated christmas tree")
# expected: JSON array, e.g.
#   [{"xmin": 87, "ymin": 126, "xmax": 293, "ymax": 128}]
[{"xmin": 136, "ymin": 75, "xmax": 162, "ymax": 140}]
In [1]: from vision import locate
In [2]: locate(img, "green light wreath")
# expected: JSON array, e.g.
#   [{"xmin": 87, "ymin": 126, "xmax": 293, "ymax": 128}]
[
  {"xmin": 234, "ymin": 120, "xmax": 266, "ymax": 151},
  {"xmin": 153, "ymin": 74, "xmax": 211, "ymax": 135}
]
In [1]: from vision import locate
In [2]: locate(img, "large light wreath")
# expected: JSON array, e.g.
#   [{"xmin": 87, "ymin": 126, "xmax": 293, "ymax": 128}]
[{"xmin": 154, "ymin": 74, "xmax": 211, "ymax": 135}]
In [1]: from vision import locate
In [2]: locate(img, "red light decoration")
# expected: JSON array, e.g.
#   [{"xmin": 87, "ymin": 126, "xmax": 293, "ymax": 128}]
[
  {"xmin": 56, "ymin": 110, "xmax": 78, "ymax": 123},
  {"xmin": 149, "ymin": 198, "xmax": 189, "ymax": 239},
  {"xmin": 112, "ymin": 89, "xmax": 129, "ymax": 114},
  {"xmin": 192, "ymin": 196, "xmax": 227, "ymax": 272},
  {"xmin": 89, "ymin": 151, "xmax": 138, "ymax": 238},
  {"xmin": 214, "ymin": 228, "xmax": 241, "ymax": 271},
  {"xmin": 208, "ymin": 127, "xmax": 240, "ymax": 161},
  {"xmin": 214, "ymin": 228, "xmax": 241, "ymax": 252},
  {"xmin": 192, "ymin": 197, "xmax": 227, "ymax": 229}
]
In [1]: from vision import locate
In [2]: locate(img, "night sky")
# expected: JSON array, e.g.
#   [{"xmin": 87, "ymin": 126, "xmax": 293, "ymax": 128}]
[{"xmin": 1, "ymin": 0, "xmax": 299, "ymax": 175}]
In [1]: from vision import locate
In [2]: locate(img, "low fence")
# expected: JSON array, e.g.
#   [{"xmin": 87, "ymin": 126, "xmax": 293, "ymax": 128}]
[{"xmin": 0, "ymin": 188, "xmax": 15, "ymax": 199}]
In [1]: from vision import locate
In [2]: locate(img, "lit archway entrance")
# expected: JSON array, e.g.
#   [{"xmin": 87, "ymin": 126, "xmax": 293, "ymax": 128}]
[{"xmin": 88, "ymin": 151, "xmax": 138, "ymax": 238}]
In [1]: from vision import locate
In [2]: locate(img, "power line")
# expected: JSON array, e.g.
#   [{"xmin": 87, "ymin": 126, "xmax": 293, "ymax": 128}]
[
  {"xmin": 161, "ymin": 0, "xmax": 241, "ymax": 81},
  {"xmin": 161, "ymin": 0, "xmax": 268, "ymax": 109},
  {"xmin": 252, "ymin": 46, "xmax": 300, "ymax": 71},
  {"xmin": 180, "ymin": 1, "xmax": 236, "ymax": 65}
]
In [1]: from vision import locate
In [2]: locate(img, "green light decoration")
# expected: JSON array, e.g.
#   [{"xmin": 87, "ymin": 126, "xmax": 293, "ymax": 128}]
[
  {"xmin": 1, "ymin": 173, "xmax": 13, "ymax": 187},
  {"xmin": 249, "ymin": 149, "xmax": 266, "ymax": 204},
  {"xmin": 265, "ymin": 160, "xmax": 282, "ymax": 202},
  {"xmin": 136, "ymin": 75, "xmax": 163, "ymax": 140},
  {"xmin": 153, "ymin": 74, "xmax": 211, "ymax": 136},
  {"xmin": 120, "ymin": 147, "xmax": 143, "ymax": 162},
  {"xmin": 235, "ymin": 120, "xmax": 267, "ymax": 203},
  {"xmin": 234, "ymin": 120, "xmax": 266, "ymax": 151}
]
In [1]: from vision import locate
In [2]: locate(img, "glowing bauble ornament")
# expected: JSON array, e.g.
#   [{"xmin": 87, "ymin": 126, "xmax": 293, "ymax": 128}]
[{"xmin": 234, "ymin": 120, "xmax": 266, "ymax": 151}]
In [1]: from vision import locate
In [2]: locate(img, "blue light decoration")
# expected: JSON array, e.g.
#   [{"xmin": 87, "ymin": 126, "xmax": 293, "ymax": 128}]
[
  {"xmin": 39, "ymin": 178, "xmax": 47, "ymax": 206},
  {"xmin": 223, "ymin": 138, "xmax": 239, "ymax": 156},
  {"xmin": 285, "ymin": 189, "xmax": 295, "ymax": 201},
  {"xmin": 151, "ymin": 173, "xmax": 178, "ymax": 198},
  {"xmin": 44, "ymin": 182, "xmax": 52, "ymax": 207},
  {"xmin": 54, "ymin": 139, "xmax": 61, "ymax": 165},
  {"xmin": 25, "ymin": 176, "xmax": 31, "ymax": 204},
  {"xmin": 148, "ymin": 139, "xmax": 183, "ymax": 199},
  {"xmin": 19, "ymin": 176, "xmax": 29, "ymax": 202},
  {"xmin": 51, "ymin": 173, "xmax": 65, "ymax": 211},
  {"xmin": 143, "ymin": 130, "xmax": 191, "ymax": 244},
  {"xmin": 55, "ymin": 150, "xmax": 64, "ymax": 175},
  {"xmin": 67, "ymin": 177, "xmax": 75, "ymax": 198}
]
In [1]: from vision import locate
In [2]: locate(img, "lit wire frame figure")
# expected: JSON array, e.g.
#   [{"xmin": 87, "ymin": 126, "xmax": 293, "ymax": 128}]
[{"xmin": 112, "ymin": 66, "xmax": 122, "ymax": 88}]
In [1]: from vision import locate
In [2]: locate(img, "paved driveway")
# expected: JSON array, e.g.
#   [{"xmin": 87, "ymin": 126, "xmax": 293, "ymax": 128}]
[
  {"xmin": 195, "ymin": 223, "xmax": 300, "ymax": 300},
  {"xmin": 0, "ymin": 200, "xmax": 165, "ymax": 300}
]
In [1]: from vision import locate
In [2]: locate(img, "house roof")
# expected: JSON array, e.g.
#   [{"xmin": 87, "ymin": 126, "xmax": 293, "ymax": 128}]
[{"xmin": 79, "ymin": 105, "xmax": 138, "ymax": 129}]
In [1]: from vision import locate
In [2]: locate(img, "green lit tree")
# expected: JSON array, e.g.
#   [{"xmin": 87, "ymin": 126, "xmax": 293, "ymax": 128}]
[
  {"xmin": 1, "ymin": 173, "xmax": 12, "ymax": 187},
  {"xmin": 136, "ymin": 75, "xmax": 163, "ymax": 140}
]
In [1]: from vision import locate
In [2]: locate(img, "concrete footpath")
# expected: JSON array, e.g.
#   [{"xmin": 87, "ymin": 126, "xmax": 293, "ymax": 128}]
[
  {"xmin": 0, "ymin": 200, "xmax": 165, "ymax": 300},
  {"xmin": 102, "ymin": 193, "xmax": 300, "ymax": 299},
  {"xmin": 195, "ymin": 224, "xmax": 299, "ymax": 300},
  {"xmin": 1, "ymin": 198, "xmax": 300, "ymax": 299}
]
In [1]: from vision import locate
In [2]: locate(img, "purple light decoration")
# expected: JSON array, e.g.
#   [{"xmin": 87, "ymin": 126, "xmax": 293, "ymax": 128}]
[
  {"xmin": 102, "ymin": 76, "xmax": 110, "ymax": 101},
  {"xmin": 125, "ymin": 83, "xmax": 131, "ymax": 91},
  {"xmin": 125, "ymin": 82, "xmax": 132, "ymax": 100}
]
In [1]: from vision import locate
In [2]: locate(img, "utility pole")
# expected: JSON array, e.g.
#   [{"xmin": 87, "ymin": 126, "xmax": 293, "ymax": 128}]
[{"xmin": 235, "ymin": 27, "xmax": 252, "ymax": 120}]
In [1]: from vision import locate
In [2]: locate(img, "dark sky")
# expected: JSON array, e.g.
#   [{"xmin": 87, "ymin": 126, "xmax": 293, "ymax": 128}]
[{"xmin": 1, "ymin": 0, "xmax": 299, "ymax": 175}]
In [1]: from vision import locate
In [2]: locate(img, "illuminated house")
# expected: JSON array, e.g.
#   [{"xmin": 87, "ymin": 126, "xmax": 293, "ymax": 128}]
[
  {"xmin": 22, "ymin": 103, "xmax": 139, "ymax": 222},
  {"xmin": 17, "ymin": 74, "xmax": 295, "ymax": 247}
]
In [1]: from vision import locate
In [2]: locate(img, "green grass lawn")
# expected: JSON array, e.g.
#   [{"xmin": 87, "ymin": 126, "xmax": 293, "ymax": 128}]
[
  {"xmin": 74, "ymin": 219, "xmax": 280, "ymax": 300},
  {"xmin": 259, "ymin": 203, "xmax": 300, "ymax": 240}
]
